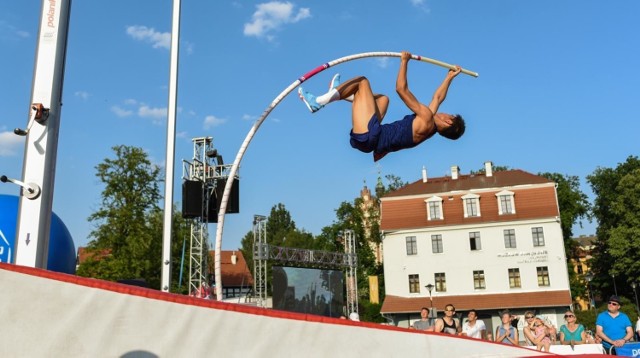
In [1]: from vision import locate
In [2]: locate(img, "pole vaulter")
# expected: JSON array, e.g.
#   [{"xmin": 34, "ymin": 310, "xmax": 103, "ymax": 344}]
[{"xmin": 213, "ymin": 51, "xmax": 478, "ymax": 300}]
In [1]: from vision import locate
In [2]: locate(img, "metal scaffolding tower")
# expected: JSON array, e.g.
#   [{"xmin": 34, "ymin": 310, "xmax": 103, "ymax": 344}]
[
  {"xmin": 342, "ymin": 230, "xmax": 358, "ymax": 317},
  {"xmin": 253, "ymin": 215, "xmax": 267, "ymax": 307},
  {"xmin": 182, "ymin": 137, "xmax": 232, "ymax": 296}
]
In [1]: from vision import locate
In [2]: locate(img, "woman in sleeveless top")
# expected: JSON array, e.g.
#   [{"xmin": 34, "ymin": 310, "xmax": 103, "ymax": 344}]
[
  {"xmin": 559, "ymin": 310, "xmax": 586, "ymax": 345},
  {"xmin": 495, "ymin": 311, "xmax": 518, "ymax": 345}
]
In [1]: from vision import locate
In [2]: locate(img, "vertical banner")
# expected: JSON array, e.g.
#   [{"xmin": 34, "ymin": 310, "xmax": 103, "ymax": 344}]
[{"xmin": 369, "ymin": 275, "xmax": 379, "ymax": 304}]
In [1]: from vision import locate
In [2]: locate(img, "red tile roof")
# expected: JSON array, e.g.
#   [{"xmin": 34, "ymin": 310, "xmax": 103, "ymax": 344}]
[
  {"xmin": 380, "ymin": 170, "xmax": 559, "ymax": 231},
  {"xmin": 380, "ymin": 291, "xmax": 572, "ymax": 313},
  {"xmin": 383, "ymin": 169, "xmax": 553, "ymax": 198},
  {"xmin": 76, "ymin": 247, "xmax": 111, "ymax": 264},
  {"xmin": 208, "ymin": 250, "xmax": 254, "ymax": 287}
]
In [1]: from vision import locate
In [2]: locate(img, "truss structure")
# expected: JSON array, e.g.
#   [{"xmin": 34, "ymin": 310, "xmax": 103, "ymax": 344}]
[
  {"xmin": 253, "ymin": 215, "xmax": 267, "ymax": 307},
  {"xmin": 252, "ymin": 220, "xmax": 358, "ymax": 314},
  {"xmin": 182, "ymin": 137, "xmax": 233, "ymax": 296}
]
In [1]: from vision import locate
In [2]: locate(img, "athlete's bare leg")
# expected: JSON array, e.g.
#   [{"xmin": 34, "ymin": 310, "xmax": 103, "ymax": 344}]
[{"xmin": 336, "ymin": 77, "xmax": 389, "ymax": 134}]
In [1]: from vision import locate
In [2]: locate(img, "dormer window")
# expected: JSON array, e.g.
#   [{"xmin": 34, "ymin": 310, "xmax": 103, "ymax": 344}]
[
  {"xmin": 461, "ymin": 193, "xmax": 481, "ymax": 218},
  {"xmin": 496, "ymin": 190, "xmax": 516, "ymax": 215},
  {"xmin": 425, "ymin": 196, "xmax": 444, "ymax": 220}
]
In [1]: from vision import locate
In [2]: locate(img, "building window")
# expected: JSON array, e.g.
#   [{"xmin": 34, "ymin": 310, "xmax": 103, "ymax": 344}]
[
  {"xmin": 425, "ymin": 196, "xmax": 444, "ymax": 220},
  {"xmin": 469, "ymin": 232, "xmax": 482, "ymax": 251},
  {"xmin": 504, "ymin": 229, "xmax": 516, "ymax": 248},
  {"xmin": 532, "ymin": 227, "xmax": 545, "ymax": 247},
  {"xmin": 406, "ymin": 236, "xmax": 417, "ymax": 255},
  {"xmin": 435, "ymin": 272, "xmax": 446, "ymax": 292},
  {"xmin": 473, "ymin": 270, "xmax": 486, "ymax": 289},
  {"xmin": 461, "ymin": 193, "xmax": 481, "ymax": 218},
  {"xmin": 508, "ymin": 268, "xmax": 521, "ymax": 288},
  {"xmin": 496, "ymin": 190, "xmax": 516, "ymax": 215},
  {"xmin": 431, "ymin": 234, "xmax": 443, "ymax": 254},
  {"xmin": 409, "ymin": 274, "xmax": 420, "ymax": 293},
  {"xmin": 537, "ymin": 266, "xmax": 550, "ymax": 286}
]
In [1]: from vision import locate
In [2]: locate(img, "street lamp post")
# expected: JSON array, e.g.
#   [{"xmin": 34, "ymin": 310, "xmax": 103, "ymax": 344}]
[
  {"xmin": 585, "ymin": 272, "xmax": 594, "ymax": 310},
  {"xmin": 612, "ymin": 273, "xmax": 618, "ymax": 296},
  {"xmin": 425, "ymin": 283, "xmax": 435, "ymax": 326},
  {"xmin": 632, "ymin": 282, "xmax": 639, "ymax": 314}
]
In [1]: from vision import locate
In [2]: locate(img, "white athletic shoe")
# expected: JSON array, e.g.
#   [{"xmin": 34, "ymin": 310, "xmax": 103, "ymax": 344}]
[{"xmin": 329, "ymin": 73, "xmax": 341, "ymax": 90}]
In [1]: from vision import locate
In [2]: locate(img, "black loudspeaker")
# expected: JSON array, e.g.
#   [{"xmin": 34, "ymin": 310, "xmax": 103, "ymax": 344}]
[
  {"xmin": 215, "ymin": 178, "xmax": 240, "ymax": 214},
  {"xmin": 205, "ymin": 189, "xmax": 218, "ymax": 223},
  {"xmin": 182, "ymin": 180, "xmax": 203, "ymax": 218},
  {"xmin": 205, "ymin": 178, "xmax": 239, "ymax": 222}
]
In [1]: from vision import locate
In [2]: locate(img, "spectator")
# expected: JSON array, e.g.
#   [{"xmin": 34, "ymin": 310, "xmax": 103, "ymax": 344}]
[
  {"xmin": 461, "ymin": 309, "xmax": 487, "ymax": 339},
  {"xmin": 596, "ymin": 295, "xmax": 633, "ymax": 354},
  {"xmin": 559, "ymin": 310, "xmax": 586, "ymax": 345},
  {"xmin": 636, "ymin": 316, "xmax": 640, "ymax": 342},
  {"xmin": 495, "ymin": 310, "xmax": 518, "ymax": 345},
  {"xmin": 412, "ymin": 307, "xmax": 434, "ymax": 331},
  {"xmin": 532, "ymin": 317, "xmax": 552, "ymax": 352},
  {"xmin": 521, "ymin": 310, "xmax": 537, "ymax": 345},
  {"xmin": 434, "ymin": 304, "xmax": 461, "ymax": 335}
]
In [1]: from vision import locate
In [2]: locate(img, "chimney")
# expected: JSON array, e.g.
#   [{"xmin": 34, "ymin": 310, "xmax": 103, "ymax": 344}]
[
  {"xmin": 422, "ymin": 166, "xmax": 428, "ymax": 183},
  {"xmin": 231, "ymin": 251, "xmax": 237, "ymax": 265},
  {"xmin": 451, "ymin": 165, "xmax": 460, "ymax": 180},
  {"xmin": 484, "ymin": 161, "xmax": 493, "ymax": 177}
]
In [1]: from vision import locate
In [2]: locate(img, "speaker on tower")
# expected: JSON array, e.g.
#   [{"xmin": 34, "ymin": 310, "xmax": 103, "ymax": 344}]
[{"xmin": 182, "ymin": 180, "xmax": 203, "ymax": 218}]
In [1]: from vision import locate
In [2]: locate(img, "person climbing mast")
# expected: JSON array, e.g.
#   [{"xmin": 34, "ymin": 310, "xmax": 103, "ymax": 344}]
[{"xmin": 298, "ymin": 51, "xmax": 466, "ymax": 161}]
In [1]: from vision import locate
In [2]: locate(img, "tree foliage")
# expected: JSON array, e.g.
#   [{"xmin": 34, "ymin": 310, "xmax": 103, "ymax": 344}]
[
  {"xmin": 538, "ymin": 172, "xmax": 591, "ymax": 301},
  {"xmin": 587, "ymin": 156, "xmax": 640, "ymax": 301},
  {"xmin": 77, "ymin": 145, "xmax": 188, "ymax": 290}
]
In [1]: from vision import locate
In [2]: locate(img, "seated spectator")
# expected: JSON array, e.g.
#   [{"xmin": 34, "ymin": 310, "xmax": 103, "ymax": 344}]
[
  {"xmin": 461, "ymin": 309, "xmax": 487, "ymax": 339},
  {"xmin": 533, "ymin": 317, "xmax": 552, "ymax": 352},
  {"xmin": 596, "ymin": 295, "xmax": 633, "ymax": 354},
  {"xmin": 412, "ymin": 307, "xmax": 434, "ymax": 331},
  {"xmin": 559, "ymin": 310, "xmax": 586, "ymax": 345},
  {"xmin": 434, "ymin": 304, "xmax": 461, "ymax": 335},
  {"xmin": 521, "ymin": 310, "xmax": 537, "ymax": 345},
  {"xmin": 495, "ymin": 310, "xmax": 518, "ymax": 345}
]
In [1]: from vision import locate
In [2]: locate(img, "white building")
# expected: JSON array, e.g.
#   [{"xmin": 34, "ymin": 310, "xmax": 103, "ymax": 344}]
[{"xmin": 380, "ymin": 163, "xmax": 572, "ymax": 339}]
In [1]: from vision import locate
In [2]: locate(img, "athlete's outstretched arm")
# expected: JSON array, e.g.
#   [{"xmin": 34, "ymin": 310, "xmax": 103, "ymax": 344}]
[
  {"xmin": 428, "ymin": 65, "xmax": 461, "ymax": 115},
  {"xmin": 396, "ymin": 51, "xmax": 428, "ymax": 116}
]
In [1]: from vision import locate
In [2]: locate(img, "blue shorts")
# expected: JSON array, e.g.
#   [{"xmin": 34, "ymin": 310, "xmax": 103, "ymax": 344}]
[{"xmin": 349, "ymin": 114, "xmax": 417, "ymax": 160}]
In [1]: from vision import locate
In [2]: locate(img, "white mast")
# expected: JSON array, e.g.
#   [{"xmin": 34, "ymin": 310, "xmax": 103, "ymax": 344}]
[
  {"xmin": 13, "ymin": 0, "xmax": 72, "ymax": 268},
  {"xmin": 161, "ymin": 0, "xmax": 183, "ymax": 292}
]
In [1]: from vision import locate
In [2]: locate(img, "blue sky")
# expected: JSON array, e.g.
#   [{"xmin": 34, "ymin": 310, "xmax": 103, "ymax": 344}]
[{"xmin": 1, "ymin": 1, "xmax": 638, "ymax": 252}]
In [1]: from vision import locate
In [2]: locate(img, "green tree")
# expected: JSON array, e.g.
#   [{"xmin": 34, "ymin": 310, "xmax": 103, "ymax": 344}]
[
  {"xmin": 469, "ymin": 164, "xmax": 511, "ymax": 174},
  {"xmin": 146, "ymin": 205, "xmax": 192, "ymax": 292},
  {"xmin": 266, "ymin": 203, "xmax": 297, "ymax": 246},
  {"xmin": 538, "ymin": 172, "xmax": 591, "ymax": 301},
  {"xmin": 587, "ymin": 155, "xmax": 640, "ymax": 301},
  {"xmin": 77, "ymin": 145, "xmax": 173, "ymax": 289},
  {"xmin": 240, "ymin": 230, "xmax": 255, "ymax": 276}
]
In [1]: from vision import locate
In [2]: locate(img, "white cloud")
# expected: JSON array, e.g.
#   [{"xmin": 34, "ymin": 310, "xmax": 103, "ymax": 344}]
[
  {"xmin": 124, "ymin": 98, "xmax": 138, "ymax": 105},
  {"xmin": 242, "ymin": 114, "xmax": 257, "ymax": 121},
  {"xmin": 177, "ymin": 131, "xmax": 188, "ymax": 139},
  {"xmin": 409, "ymin": 0, "xmax": 430, "ymax": 13},
  {"xmin": 111, "ymin": 105, "xmax": 133, "ymax": 117},
  {"xmin": 244, "ymin": 1, "xmax": 311, "ymax": 40},
  {"xmin": 126, "ymin": 25, "xmax": 171, "ymax": 49},
  {"xmin": 203, "ymin": 115, "xmax": 227, "ymax": 129},
  {"xmin": 138, "ymin": 105, "xmax": 167, "ymax": 125},
  {"xmin": 376, "ymin": 58, "xmax": 390, "ymax": 69},
  {"xmin": 0, "ymin": 131, "xmax": 23, "ymax": 157},
  {"xmin": 0, "ymin": 21, "xmax": 29, "ymax": 41},
  {"xmin": 74, "ymin": 91, "xmax": 90, "ymax": 100}
]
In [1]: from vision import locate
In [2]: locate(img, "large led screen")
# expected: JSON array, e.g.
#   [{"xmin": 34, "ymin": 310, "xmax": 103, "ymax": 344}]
[{"xmin": 272, "ymin": 266, "xmax": 344, "ymax": 318}]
